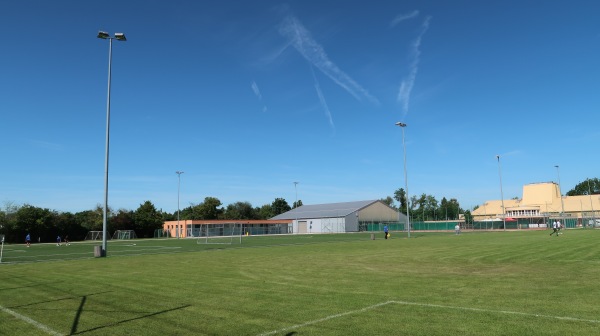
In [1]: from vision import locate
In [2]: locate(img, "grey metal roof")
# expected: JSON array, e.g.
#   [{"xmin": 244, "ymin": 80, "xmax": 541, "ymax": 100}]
[{"xmin": 271, "ymin": 200, "xmax": 380, "ymax": 220}]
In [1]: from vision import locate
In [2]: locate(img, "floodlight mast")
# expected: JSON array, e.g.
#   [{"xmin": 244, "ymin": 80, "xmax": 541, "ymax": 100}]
[
  {"xmin": 97, "ymin": 31, "xmax": 126, "ymax": 257},
  {"xmin": 395, "ymin": 122, "xmax": 410, "ymax": 238},
  {"xmin": 176, "ymin": 171, "xmax": 184, "ymax": 238},
  {"xmin": 555, "ymin": 165, "xmax": 566, "ymax": 226},
  {"xmin": 496, "ymin": 155, "xmax": 506, "ymax": 231}
]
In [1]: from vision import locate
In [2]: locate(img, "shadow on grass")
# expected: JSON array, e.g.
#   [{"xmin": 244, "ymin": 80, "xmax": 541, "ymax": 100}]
[
  {"xmin": 71, "ymin": 304, "xmax": 191, "ymax": 335},
  {"xmin": 8, "ymin": 291, "xmax": 112, "ymax": 309},
  {"xmin": 0, "ymin": 280, "xmax": 63, "ymax": 292}
]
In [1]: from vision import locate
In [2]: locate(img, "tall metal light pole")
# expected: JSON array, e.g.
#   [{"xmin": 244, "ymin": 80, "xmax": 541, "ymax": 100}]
[
  {"xmin": 293, "ymin": 181, "xmax": 299, "ymax": 232},
  {"xmin": 395, "ymin": 122, "xmax": 410, "ymax": 238},
  {"xmin": 97, "ymin": 31, "xmax": 126, "ymax": 257},
  {"xmin": 588, "ymin": 179, "xmax": 595, "ymax": 227},
  {"xmin": 176, "ymin": 171, "xmax": 184, "ymax": 238},
  {"xmin": 555, "ymin": 165, "xmax": 565, "ymax": 226},
  {"xmin": 496, "ymin": 155, "xmax": 506, "ymax": 231},
  {"xmin": 293, "ymin": 182, "xmax": 299, "ymax": 209}
]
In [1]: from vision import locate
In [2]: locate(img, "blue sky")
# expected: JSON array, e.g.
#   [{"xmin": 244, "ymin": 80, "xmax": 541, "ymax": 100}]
[{"xmin": 1, "ymin": 0, "xmax": 599, "ymax": 214}]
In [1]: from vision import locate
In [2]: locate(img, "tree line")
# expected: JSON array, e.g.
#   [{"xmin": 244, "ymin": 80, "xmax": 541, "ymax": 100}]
[
  {"xmin": 0, "ymin": 197, "xmax": 299, "ymax": 244},
  {"xmin": 380, "ymin": 188, "xmax": 472, "ymax": 223},
  {"xmin": 2, "ymin": 178, "xmax": 595, "ymax": 244}
]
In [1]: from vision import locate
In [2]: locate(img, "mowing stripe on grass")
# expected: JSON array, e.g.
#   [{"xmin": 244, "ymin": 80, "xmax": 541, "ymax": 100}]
[
  {"xmin": 392, "ymin": 301, "xmax": 600, "ymax": 324},
  {"xmin": 0, "ymin": 304, "xmax": 62, "ymax": 336},
  {"xmin": 257, "ymin": 301, "xmax": 395, "ymax": 336},
  {"xmin": 258, "ymin": 300, "xmax": 600, "ymax": 335}
]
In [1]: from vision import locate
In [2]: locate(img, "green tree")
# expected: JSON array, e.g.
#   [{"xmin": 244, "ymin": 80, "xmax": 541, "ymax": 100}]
[
  {"xmin": 75, "ymin": 205, "xmax": 109, "ymax": 232},
  {"xmin": 256, "ymin": 204, "xmax": 273, "ymax": 219},
  {"xmin": 271, "ymin": 198, "xmax": 291, "ymax": 216},
  {"xmin": 224, "ymin": 202, "xmax": 256, "ymax": 220},
  {"xmin": 292, "ymin": 199, "xmax": 303, "ymax": 209},
  {"xmin": 134, "ymin": 201, "xmax": 163, "ymax": 238},
  {"xmin": 55, "ymin": 211, "xmax": 86, "ymax": 241},
  {"xmin": 1, "ymin": 202, "xmax": 20, "ymax": 242},
  {"xmin": 112, "ymin": 209, "xmax": 135, "ymax": 231},
  {"xmin": 567, "ymin": 178, "xmax": 600, "ymax": 196},
  {"xmin": 185, "ymin": 197, "xmax": 224, "ymax": 220},
  {"xmin": 13, "ymin": 205, "xmax": 59, "ymax": 242},
  {"xmin": 394, "ymin": 188, "xmax": 407, "ymax": 215},
  {"xmin": 379, "ymin": 196, "xmax": 396, "ymax": 209},
  {"xmin": 463, "ymin": 210, "xmax": 473, "ymax": 225}
]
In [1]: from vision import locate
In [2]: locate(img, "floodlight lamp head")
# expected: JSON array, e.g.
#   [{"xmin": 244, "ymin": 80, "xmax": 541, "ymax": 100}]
[
  {"xmin": 395, "ymin": 122, "xmax": 407, "ymax": 127},
  {"xmin": 97, "ymin": 31, "xmax": 110, "ymax": 39},
  {"xmin": 114, "ymin": 33, "xmax": 127, "ymax": 41}
]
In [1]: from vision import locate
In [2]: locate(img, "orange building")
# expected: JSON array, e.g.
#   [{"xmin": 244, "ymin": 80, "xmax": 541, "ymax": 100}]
[{"xmin": 162, "ymin": 219, "xmax": 292, "ymax": 238}]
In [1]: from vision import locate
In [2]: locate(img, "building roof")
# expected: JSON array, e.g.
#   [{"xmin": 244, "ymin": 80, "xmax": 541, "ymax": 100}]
[
  {"xmin": 472, "ymin": 181, "xmax": 600, "ymax": 218},
  {"xmin": 271, "ymin": 200, "xmax": 383, "ymax": 220}
]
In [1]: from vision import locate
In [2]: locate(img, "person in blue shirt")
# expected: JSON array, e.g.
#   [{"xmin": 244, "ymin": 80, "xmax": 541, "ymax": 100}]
[
  {"xmin": 56, "ymin": 235, "xmax": 61, "ymax": 246},
  {"xmin": 25, "ymin": 233, "xmax": 31, "ymax": 247},
  {"xmin": 384, "ymin": 225, "xmax": 389, "ymax": 239}
]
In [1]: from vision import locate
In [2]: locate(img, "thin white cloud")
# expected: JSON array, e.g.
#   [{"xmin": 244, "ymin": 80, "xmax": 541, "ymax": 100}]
[
  {"xmin": 29, "ymin": 139, "xmax": 64, "ymax": 151},
  {"xmin": 251, "ymin": 81, "xmax": 262, "ymax": 100},
  {"xmin": 251, "ymin": 80, "xmax": 268, "ymax": 112},
  {"xmin": 397, "ymin": 16, "xmax": 431, "ymax": 117},
  {"xmin": 310, "ymin": 65, "xmax": 336, "ymax": 132},
  {"xmin": 279, "ymin": 15, "xmax": 379, "ymax": 105},
  {"xmin": 390, "ymin": 10, "xmax": 419, "ymax": 27}
]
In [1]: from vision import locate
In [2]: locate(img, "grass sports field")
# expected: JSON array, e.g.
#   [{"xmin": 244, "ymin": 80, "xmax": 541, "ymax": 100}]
[{"xmin": 1, "ymin": 229, "xmax": 599, "ymax": 335}]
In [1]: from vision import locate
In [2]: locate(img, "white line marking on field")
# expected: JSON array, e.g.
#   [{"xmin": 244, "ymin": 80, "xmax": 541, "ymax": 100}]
[
  {"xmin": 392, "ymin": 301, "xmax": 600, "ymax": 324},
  {"xmin": 257, "ymin": 301, "xmax": 395, "ymax": 336},
  {"xmin": 257, "ymin": 300, "xmax": 600, "ymax": 335},
  {"xmin": 0, "ymin": 304, "xmax": 62, "ymax": 335}
]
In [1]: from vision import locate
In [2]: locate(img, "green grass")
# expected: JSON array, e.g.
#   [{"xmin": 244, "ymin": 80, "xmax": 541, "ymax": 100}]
[{"xmin": 1, "ymin": 230, "xmax": 599, "ymax": 335}]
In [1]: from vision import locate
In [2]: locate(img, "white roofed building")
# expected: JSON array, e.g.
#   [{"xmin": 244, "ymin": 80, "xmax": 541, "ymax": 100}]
[{"xmin": 271, "ymin": 200, "xmax": 406, "ymax": 233}]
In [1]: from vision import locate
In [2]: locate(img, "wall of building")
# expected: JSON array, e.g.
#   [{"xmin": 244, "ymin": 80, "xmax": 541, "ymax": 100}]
[{"xmin": 357, "ymin": 202, "xmax": 399, "ymax": 222}]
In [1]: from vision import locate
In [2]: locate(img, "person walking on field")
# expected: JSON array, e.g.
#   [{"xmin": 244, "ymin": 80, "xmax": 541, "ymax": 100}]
[
  {"xmin": 455, "ymin": 224, "xmax": 461, "ymax": 235},
  {"xmin": 550, "ymin": 220, "xmax": 559, "ymax": 236},
  {"xmin": 384, "ymin": 225, "xmax": 389, "ymax": 239},
  {"xmin": 25, "ymin": 233, "xmax": 31, "ymax": 247}
]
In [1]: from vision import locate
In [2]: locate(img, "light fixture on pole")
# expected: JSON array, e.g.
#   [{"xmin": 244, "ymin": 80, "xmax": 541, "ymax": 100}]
[
  {"xmin": 294, "ymin": 181, "xmax": 299, "ymax": 231},
  {"xmin": 496, "ymin": 155, "xmax": 506, "ymax": 231},
  {"xmin": 555, "ymin": 165, "xmax": 565, "ymax": 226},
  {"xmin": 395, "ymin": 122, "xmax": 410, "ymax": 238},
  {"xmin": 176, "ymin": 171, "xmax": 184, "ymax": 238},
  {"xmin": 293, "ymin": 182, "xmax": 299, "ymax": 209},
  {"xmin": 97, "ymin": 31, "xmax": 126, "ymax": 257},
  {"xmin": 587, "ymin": 179, "xmax": 595, "ymax": 227}
]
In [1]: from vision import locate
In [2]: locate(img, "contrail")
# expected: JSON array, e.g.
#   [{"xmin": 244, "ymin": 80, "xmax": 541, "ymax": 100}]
[
  {"xmin": 251, "ymin": 81, "xmax": 262, "ymax": 100},
  {"xmin": 397, "ymin": 16, "xmax": 431, "ymax": 117},
  {"xmin": 390, "ymin": 10, "xmax": 419, "ymax": 27},
  {"xmin": 279, "ymin": 15, "xmax": 379, "ymax": 105},
  {"xmin": 251, "ymin": 80, "xmax": 268, "ymax": 112},
  {"xmin": 310, "ymin": 65, "xmax": 336, "ymax": 132}
]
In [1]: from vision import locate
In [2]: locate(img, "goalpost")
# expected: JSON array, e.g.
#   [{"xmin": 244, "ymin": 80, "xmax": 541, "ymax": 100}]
[
  {"xmin": 197, "ymin": 223, "xmax": 242, "ymax": 245},
  {"xmin": 112, "ymin": 230, "xmax": 138, "ymax": 240},
  {"xmin": 0, "ymin": 235, "xmax": 5, "ymax": 263},
  {"xmin": 85, "ymin": 231, "xmax": 109, "ymax": 241}
]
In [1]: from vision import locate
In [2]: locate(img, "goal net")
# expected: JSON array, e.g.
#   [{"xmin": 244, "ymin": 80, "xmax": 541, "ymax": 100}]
[
  {"xmin": 154, "ymin": 229, "xmax": 171, "ymax": 238},
  {"xmin": 112, "ymin": 230, "xmax": 138, "ymax": 240},
  {"xmin": 197, "ymin": 223, "xmax": 242, "ymax": 245},
  {"xmin": 85, "ymin": 231, "xmax": 109, "ymax": 241}
]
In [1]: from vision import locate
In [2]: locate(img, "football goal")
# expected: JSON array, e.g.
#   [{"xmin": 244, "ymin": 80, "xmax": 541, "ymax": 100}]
[
  {"xmin": 112, "ymin": 230, "xmax": 138, "ymax": 240},
  {"xmin": 85, "ymin": 231, "xmax": 109, "ymax": 241},
  {"xmin": 154, "ymin": 229, "xmax": 171, "ymax": 238},
  {"xmin": 197, "ymin": 223, "xmax": 242, "ymax": 245},
  {"xmin": 0, "ymin": 235, "xmax": 5, "ymax": 263}
]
